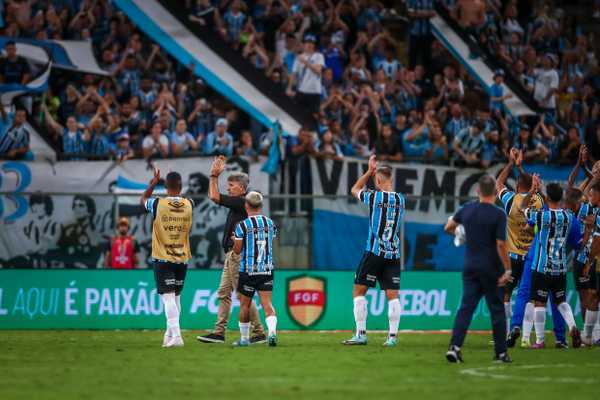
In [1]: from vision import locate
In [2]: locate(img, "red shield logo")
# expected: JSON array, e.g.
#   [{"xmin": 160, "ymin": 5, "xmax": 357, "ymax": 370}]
[{"xmin": 287, "ymin": 275, "xmax": 326, "ymax": 328}]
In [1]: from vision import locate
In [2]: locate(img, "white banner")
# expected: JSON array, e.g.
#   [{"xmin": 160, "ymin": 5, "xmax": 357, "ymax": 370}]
[{"xmin": 0, "ymin": 157, "xmax": 269, "ymax": 268}]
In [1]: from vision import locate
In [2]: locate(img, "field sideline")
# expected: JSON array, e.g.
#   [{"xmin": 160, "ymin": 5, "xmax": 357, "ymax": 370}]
[{"xmin": 1, "ymin": 330, "xmax": 598, "ymax": 400}]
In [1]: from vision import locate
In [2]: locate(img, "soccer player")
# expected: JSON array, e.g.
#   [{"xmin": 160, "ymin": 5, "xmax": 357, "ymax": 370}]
[
  {"xmin": 445, "ymin": 175, "xmax": 512, "ymax": 363},
  {"xmin": 520, "ymin": 176, "xmax": 588, "ymax": 349},
  {"xmin": 496, "ymin": 148, "xmax": 543, "ymax": 338},
  {"xmin": 342, "ymin": 155, "xmax": 404, "ymax": 347},
  {"xmin": 581, "ymin": 181, "xmax": 600, "ymax": 345},
  {"xmin": 567, "ymin": 148, "xmax": 600, "ymax": 344},
  {"xmin": 232, "ymin": 191, "xmax": 278, "ymax": 347},
  {"xmin": 141, "ymin": 168, "xmax": 194, "ymax": 348}
]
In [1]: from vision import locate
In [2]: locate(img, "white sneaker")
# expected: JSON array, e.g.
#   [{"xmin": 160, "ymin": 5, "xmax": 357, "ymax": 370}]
[
  {"xmin": 162, "ymin": 333, "xmax": 173, "ymax": 347},
  {"xmin": 164, "ymin": 336, "xmax": 184, "ymax": 348}
]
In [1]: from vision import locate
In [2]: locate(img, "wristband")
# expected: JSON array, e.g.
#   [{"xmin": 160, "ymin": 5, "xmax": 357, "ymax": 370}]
[{"xmin": 210, "ymin": 175, "xmax": 218, "ymax": 179}]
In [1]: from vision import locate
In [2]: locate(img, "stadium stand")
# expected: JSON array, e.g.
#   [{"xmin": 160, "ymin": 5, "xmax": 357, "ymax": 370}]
[{"xmin": 0, "ymin": 0, "xmax": 597, "ymax": 166}]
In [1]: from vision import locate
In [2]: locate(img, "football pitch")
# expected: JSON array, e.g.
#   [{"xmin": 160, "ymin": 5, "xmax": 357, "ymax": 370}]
[{"xmin": 1, "ymin": 331, "xmax": 599, "ymax": 400}]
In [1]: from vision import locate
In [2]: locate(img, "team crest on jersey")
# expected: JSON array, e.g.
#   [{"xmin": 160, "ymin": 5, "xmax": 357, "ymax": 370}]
[
  {"xmin": 286, "ymin": 275, "xmax": 326, "ymax": 328},
  {"xmin": 168, "ymin": 200, "xmax": 185, "ymax": 213}
]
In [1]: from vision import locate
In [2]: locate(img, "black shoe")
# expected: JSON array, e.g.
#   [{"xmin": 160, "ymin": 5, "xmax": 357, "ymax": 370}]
[
  {"xmin": 446, "ymin": 345, "xmax": 464, "ymax": 363},
  {"xmin": 196, "ymin": 333, "xmax": 225, "ymax": 343},
  {"xmin": 250, "ymin": 334, "xmax": 267, "ymax": 344},
  {"xmin": 493, "ymin": 352, "xmax": 512, "ymax": 363},
  {"xmin": 506, "ymin": 327, "xmax": 521, "ymax": 348},
  {"xmin": 555, "ymin": 341, "xmax": 569, "ymax": 349},
  {"xmin": 571, "ymin": 327, "xmax": 582, "ymax": 349}
]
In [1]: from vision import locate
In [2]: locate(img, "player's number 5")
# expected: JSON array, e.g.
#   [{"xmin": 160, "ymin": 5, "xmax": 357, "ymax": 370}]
[{"xmin": 382, "ymin": 220, "xmax": 394, "ymax": 241}]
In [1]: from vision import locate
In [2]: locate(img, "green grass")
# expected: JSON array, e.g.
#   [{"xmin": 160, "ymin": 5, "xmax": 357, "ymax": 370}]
[{"xmin": 1, "ymin": 330, "xmax": 599, "ymax": 400}]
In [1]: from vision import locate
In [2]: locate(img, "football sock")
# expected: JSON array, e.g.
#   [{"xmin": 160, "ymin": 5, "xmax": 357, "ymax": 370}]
[
  {"xmin": 175, "ymin": 294, "xmax": 181, "ymax": 314},
  {"xmin": 594, "ymin": 303, "xmax": 600, "ymax": 341},
  {"xmin": 504, "ymin": 302, "xmax": 512, "ymax": 337},
  {"xmin": 160, "ymin": 295, "xmax": 172, "ymax": 337},
  {"xmin": 266, "ymin": 315, "xmax": 277, "ymax": 336},
  {"xmin": 584, "ymin": 310, "xmax": 598, "ymax": 339},
  {"xmin": 388, "ymin": 299, "xmax": 401, "ymax": 337},
  {"xmin": 163, "ymin": 293, "xmax": 181, "ymax": 338},
  {"xmin": 534, "ymin": 307, "xmax": 546, "ymax": 344},
  {"xmin": 522, "ymin": 302, "xmax": 535, "ymax": 341},
  {"xmin": 557, "ymin": 302, "xmax": 576, "ymax": 330},
  {"xmin": 353, "ymin": 296, "xmax": 367, "ymax": 336},
  {"xmin": 239, "ymin": 322, "xmax": 250, "ymax": 341}
]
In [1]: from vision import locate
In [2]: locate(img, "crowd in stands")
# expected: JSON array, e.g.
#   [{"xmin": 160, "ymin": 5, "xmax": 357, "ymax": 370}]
[
  {"xmin": 187, "ymin": 0, "xmax": 600, "ymax": 167},
  {"xmin": 0, "ymin": 0, "xmax": 598, "ymax": 168}
]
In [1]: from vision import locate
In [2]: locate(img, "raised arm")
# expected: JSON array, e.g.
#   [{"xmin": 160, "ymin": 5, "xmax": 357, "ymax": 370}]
[
  {"xmin": 140, "ymin": 167, "xmax": 160, "ymax": 207},
  {"xmin": 351, "ymin": 155, "xmax": 377, "ymax": 198},
  {"xmin": 208, "ymin": 155, "xmax": 226, "ymax": 204},
  {"xmin": 568, "ymin": 146, "xmax": 587, "ymax": 190},
  {"xmin": 496, "ymin": 148, "xmax": 516, "ymax": 192}
]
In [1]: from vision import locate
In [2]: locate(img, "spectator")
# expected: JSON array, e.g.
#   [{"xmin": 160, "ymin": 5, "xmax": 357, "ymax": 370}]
[
  {"xmin": 317, "ymin": 129, "xmax": 343, "ymax": 161},
  {"xmin": 113, "ymin": 133, "xmax": 134, "ymax": 161},
  {"xmin": 481, "ymin": 129, "xmax": 505, "ymax": 168},
  {"xmin": 558, "ymin": 126, "xmax": 582, "ymax": 165},
  {"xmin": 170, "ymin": 118, "xmax": 198, "ymax": 156},
  {"xmin": 143, "ymin": 122, "xmax": 169, "ymax": 159},
  {"xmin": 85, "ymin": 111, "xmax": 111, "ymax": 159},
  {"xmin": 533, "ymin": 53, "xmax": 560, "ymax": 121},
  {"xmin": 452, "ymin": 120, "xmax": 485, "ymax": 166},
  {"xmin": 403, "ymin": 117, "xmax": 431, "ymax": 158},
  {"xmin": 0, "ymin": 40, "xmax": 31, "ymax": 84},
  {"xmin": 374, "ymin": 123, "xmax": 402, "ymax": 162},
  {"xmin": 205, "ymin": 118, "xmax": 234, "ymax": 156},
  {"xmin": 104, "ymin": 217, "xmax": 140, "ymax": 269},
  {"xmin": 533, "ymin": 118, "xmax": 561, "ymax": 163},
  {"xmin": 236, "ymin": 130, "xmax": 257, "ymax": 159},
  {"xmin": 43, "ymin": 105, "xmax": 85, "ymax": 159},
  {"xmin": 286, "ymin": 34, "xmax": 325, "ymax": 127},
  {"xmin": 425, "ymin": 117, "xmax": 448, "ymax": 162},
  {"xmin": 0, "ymin": 108, "xmax": 30, "ymax": 160},
  {"xmin": 489, "ymin": 70, "xmax": 512, "ymax": 113},
  {"xmin": 512, "ymin": 124, "xmax": 546, "ymax": 163},
  {"xmin": 220, "ymin": 0, "xmax": 247, "ymax": 47},
  {"xmin": 187, "ymin": 98, "xmax": 215, "ymax": 142},
  {"xmin": 407, "ymin": 0, "xmax": 435, "ymax": 69},
  {"xmin": 444, "ymin": 103, "xmax": 468, "ymax": 141}
]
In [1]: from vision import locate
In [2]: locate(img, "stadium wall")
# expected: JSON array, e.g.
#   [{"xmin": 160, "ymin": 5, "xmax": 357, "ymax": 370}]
[{"xmin": 0, "ymin": 270, "xmax": 583, "ymax": 330}]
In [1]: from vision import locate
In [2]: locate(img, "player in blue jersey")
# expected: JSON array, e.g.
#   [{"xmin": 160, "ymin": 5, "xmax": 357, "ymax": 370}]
[
  {"xmin": 343, "ymin": 155, "xmax": 405, "ymax": 347},
  {"xmin": 232, "ymin": 191, "xmax": 278, "ymax": 347},
  {"xmin": 567, "ymin": 148, "xmax": 595, "ymax": 318},
  {"xmin": 580, "ymin": 181, "xmax": 600, "ymax": 345},
  {"xmin": 520, "ymin": 177, "xmax": 589, "ymax": 349}
]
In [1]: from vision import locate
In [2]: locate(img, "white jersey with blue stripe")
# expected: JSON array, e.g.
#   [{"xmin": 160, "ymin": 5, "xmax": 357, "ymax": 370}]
[
  {"xmin": 359, "ymin": 190, "xmax": 405, "ymax": 260},
  {"xmin": 234, "ymin": 215, "xmax": 277, "ymax": 275}
]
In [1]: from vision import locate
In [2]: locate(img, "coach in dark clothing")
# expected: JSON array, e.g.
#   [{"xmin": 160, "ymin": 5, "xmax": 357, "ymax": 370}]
[
  {"xmin": 444, "ymin": 174, "xmax": 513, "ymax": 363},
  {"xmin": 196, "ymin": 155, "xmax": 266, "ymax": 344}
]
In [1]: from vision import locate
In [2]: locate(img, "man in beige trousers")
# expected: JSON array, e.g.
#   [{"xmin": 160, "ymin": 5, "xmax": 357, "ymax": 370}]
[{"xmin": 197, "ymin": 156, "xmax": 266, "ymax": 344}]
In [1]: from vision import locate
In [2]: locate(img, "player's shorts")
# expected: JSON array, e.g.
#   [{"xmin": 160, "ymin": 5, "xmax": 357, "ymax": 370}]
[
  {"xmin": 354, "ymin": 252, "xmax": 400, "ymax": 290},
  {"xmin": 573, "ymin": 260, "xmax": 597, "ymax": 291},
  {"xmin": 153, "ymin": 260, "xmax": 187, "ymax": 295},
  {"xmin": 506, "ymin": 254, "xmax": 525, "ymax": 292},
  {"xmin": 237, "ymin": 272, "xmax": 274, "ymax": 298},
  {"xmin": 530, "ymin": 271, "xmax": 566, "ymax": 304}
]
